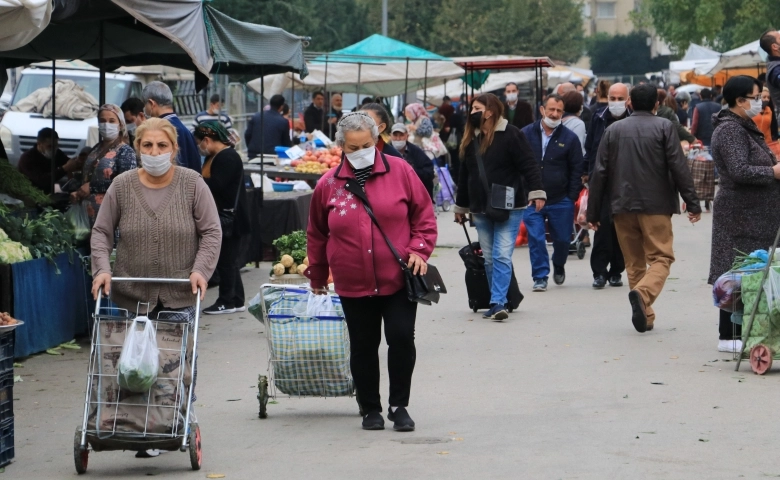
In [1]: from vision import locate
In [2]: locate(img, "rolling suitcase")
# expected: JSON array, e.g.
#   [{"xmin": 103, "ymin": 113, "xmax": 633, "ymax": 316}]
[{"xmin": 459, "ymin": 224, "xmax": 524, "ymax": 313}]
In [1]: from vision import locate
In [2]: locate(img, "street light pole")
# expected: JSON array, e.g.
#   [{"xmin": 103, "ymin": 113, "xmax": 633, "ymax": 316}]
[{"xmin": 382, "ymin": 0, "xmax": 388, "ymax": 36}]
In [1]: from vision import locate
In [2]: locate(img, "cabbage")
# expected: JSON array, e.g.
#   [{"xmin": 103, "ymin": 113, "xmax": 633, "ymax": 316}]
[
  {"xmin": 0, "ymin": 240, "xmax": 32, "ymax": 264},
  {"xmin": 118, "ymin": 363, "xmax": 158, "ymax": 393},
  {"xmin": 0, "ymin": 229, "xmax": 7, "ymax": 242}
]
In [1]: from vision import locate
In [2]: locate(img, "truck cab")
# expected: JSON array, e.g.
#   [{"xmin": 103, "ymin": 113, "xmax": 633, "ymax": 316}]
[{"xmin": 0, "ymin": 66, "xmax": 144, "ymax": 166}]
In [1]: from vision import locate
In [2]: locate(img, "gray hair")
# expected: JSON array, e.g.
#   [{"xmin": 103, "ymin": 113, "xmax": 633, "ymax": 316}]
[
  {"xmin": 675, "ymin": 91, "xmax": 691, "ymax": 103},
  {"xmin": 335, "ymin": 112, "xmax": 379, "ymax": 147},
  {"xmin": 142, "ymin": 81, "xmax": 173, "ymax": 107}
]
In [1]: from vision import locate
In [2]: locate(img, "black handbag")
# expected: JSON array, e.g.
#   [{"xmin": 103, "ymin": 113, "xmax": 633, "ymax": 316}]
[
  {"xmin": 473, "ymin": 137, "xmax": 513, "ymax": 222},
  {"xmin": 344, "ymin": 174, "xmax": 446, "ymax": 305},
  {"xmin": 219, "ymin": 176, "xmax": 242, "ymax": 239}
]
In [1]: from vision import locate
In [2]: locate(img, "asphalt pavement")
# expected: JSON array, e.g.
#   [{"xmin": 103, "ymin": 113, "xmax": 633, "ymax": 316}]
[{"xmin": 10, "ymin": 211, "xmax": 779, "ymax": 479}]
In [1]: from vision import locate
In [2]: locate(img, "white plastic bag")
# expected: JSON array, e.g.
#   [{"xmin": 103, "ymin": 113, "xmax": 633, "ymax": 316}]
[
  {"xmin": 65, "ymin": 200, "xmax": 91, "ymax": 241},
  {"xmin": 293, "ymin": 292, "xmax": 336, "ymax": 317},
  {"xmin": 763, "ymin": 268, "xmax": 780, "ymax": 318},
  {"xmin": 117, "ymin": 317, "xmax": 160, "ymax": 393}
]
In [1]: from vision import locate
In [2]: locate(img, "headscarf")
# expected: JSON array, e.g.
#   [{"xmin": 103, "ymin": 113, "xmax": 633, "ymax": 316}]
[
  {"xmin": 405, "ymin": 103, "xmax": 429, "ymax": 122},
  {"xmin": 93, "ymin": 103, "xmax": 127, "ymax": 156},
  {"xmin": 194, "ymin": 120, "xmax": 232, "ymax": 145}
]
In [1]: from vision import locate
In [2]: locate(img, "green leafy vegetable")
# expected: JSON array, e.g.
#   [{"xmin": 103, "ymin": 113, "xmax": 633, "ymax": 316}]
[
  {"xmin": 118, "ymin": 364, "xmax": 157, "ymax": 393},
  {"xmin": 0, "ymin": 159, "xmax": 49, "ymax": 206},
  {"xmin": 0, "ymin": 208, "xmax": 77, "ymax": 271},
  {"xmin": 272, "ymin": 230, "xmax": 307, "ymax": 264}
]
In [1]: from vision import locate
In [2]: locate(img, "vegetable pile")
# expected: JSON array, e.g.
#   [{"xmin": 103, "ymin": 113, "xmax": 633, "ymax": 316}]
[
  {"xmin": 0, "ymin": 228, "xmax": 33, "ymax": 264},
  {"xmin": 292, "ymin": 147, "xmax": 343, "ymax": 174},
  {"xmin": 0, "ymin": 208, "xmax": 76, "ymax": 270},
  {"xmin": 0, "ymin": 159, "xmax": 49, "ymax": 206},
  {"xmin": 0, "ymin": 312, "xmax": 19, "ymax": 326},
  {"xmin": 118, "ymin": 365, "xmax": 158, "ymax": 393},
  {"xmin": 271, "ymin": 230, "xmax": 308, "ymax": 276}
]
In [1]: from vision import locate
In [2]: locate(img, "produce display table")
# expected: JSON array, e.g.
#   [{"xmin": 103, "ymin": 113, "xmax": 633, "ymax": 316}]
[
  {"xmin": 237, "ymin": 189, "xmax": 313, "ymax": 266},
  {"xmin": 11, "ymin": 253, "xmax": 90, "ymax": 357},
  {"xmin": 244, "ymin": 164, "xmax": 323, "ymax": 182}
]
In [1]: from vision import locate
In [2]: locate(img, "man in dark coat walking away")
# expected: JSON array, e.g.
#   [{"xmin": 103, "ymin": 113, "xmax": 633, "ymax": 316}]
[
  {"xmin": 503, "ymin": 82, "xmax": 534, "ymax": 130},
  {"xmin": 588, "ymin": 84, "xmax": 702, "ymax": 334},
  {"xmin": 521, "ymin": 94, "xmax": 583, "ymax": 292},
  {"xmin": 691, "ymin": 88, "xmax": 721, "ymax": 146},
  {"xmin": 585, "ymin": 83, "xmax": 630, "ymax": 289},
  {"xmin": 245, "ymin": 94, "xmax": 291, "ymax": 158}
]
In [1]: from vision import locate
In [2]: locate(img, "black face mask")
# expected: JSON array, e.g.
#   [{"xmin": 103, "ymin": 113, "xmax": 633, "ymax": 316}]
[{"xmin": 469, "ymin": 111, "xmax": 483, "ymax": 129}]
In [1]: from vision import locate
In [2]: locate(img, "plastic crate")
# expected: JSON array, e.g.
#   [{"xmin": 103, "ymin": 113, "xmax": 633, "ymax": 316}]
[
  {"xmin": 0, "ymin": 418, "xmax": 12, "ymax": 467},
  {"xmin": 0, "ymin": 373, "xmax": 12, "ymax": 424},
  {"xmin": 268, "ymin": 274, "xmax": 308, "ymax": 286},
  {"xmin": 0, "ymin": 332, "xmax": 13, "ymax": 376}
]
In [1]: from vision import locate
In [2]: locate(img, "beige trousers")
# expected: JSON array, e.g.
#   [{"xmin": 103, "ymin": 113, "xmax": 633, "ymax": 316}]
[{"xmin": 613, "ymin": 214, "xmax": 676, "ymax": 326}]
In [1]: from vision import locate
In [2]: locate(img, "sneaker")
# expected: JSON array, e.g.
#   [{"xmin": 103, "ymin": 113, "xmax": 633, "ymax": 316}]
[
  {"xmin": 483, "ymin": 304, "xmax": 509, "ymax": 321},
  {"xmin": 718, "ymin": 339, "xmax": 743, "ymax": 353},
  {"xmin": 203, "ymin": 303, "xmax": 236, "ymax": 315},
  {"xmin": 592, "ymin": 275, "xmax": 607, "ymax": 289},
  {"xmin": 553, "ymin": 265, "xmax": 566, "ymax": 285},
  {"xmin": 234, "ymin": 306, "xmax": 247, "ymax": 313},
  {"xmin": 628, "ymin": 290, "xmax": 648, "ymax": 333},
  {"xmin": 608, "ymin": 275, "xmax": 623, "ymax": 287},
  {"xmin": 135, "ymin": 449, "xmax": 167, "ymax": 458},
  {"xmin": 362, "ymin": 411, "xmax": 385, "ymax": 430},
  {"xmin": 387, "ymin": 407, "xmax": 415, "ymax": 432},
  {"xmin": 533, "ymin": 279, "xmax": 548, "ymax": 292}
]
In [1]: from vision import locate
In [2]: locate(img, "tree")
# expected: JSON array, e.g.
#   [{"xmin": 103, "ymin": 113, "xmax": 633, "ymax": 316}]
[
  {"xmin": 587, "ymin": 31, "xmax": 669, "ymax": 74},
  {"xmin": 633, "ymin": 0, "xmax": 780, "ymax": 54}
]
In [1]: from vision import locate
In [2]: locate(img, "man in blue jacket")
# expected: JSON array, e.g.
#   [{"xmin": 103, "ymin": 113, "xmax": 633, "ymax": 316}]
[
  {"xmin": 245, "ymin": 94, "xmax": 292, "ymax": 158},
  {"xmin": 142, "ymin": 81, "xmax": 201, "ymax": 173},
  {"xmin": 521, "ymin": 94, "xmax": 583, "ymax": 292},
  {"xmin": 585, "ymin": 83, "xmax": 631, "ymax": 289}
]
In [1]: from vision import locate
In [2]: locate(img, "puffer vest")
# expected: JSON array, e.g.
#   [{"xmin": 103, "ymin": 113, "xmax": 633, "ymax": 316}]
[
  {"xmin": 111, "ymin": 168, "xmax": 200, "ymax": 312},
  {"xmin": 767, "ymin": 59, "xmax": 780, "ymax": 124}
]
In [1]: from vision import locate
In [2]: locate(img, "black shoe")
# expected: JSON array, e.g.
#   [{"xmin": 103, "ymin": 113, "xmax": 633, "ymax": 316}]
[
  {"xmin": 203, "ymin": 303, "xmax": 236, "ymax": 315},
  {"xmin": 628, "ymin": 290, "xmax": 648, "ymax": 333},
  {"xmin": 362, "ymin": 411, "xmax": 385, "ymax": 430},
  {"xmin": 387, "ymin": 407, "xmax": 415, "ymax": 432},
  {"xmin": 608, "ymin": 275, "xmax": 623, "ymax": 287},
  {"xmin": 592, "ymin": 275, "xmax": 606, "ymax": 289},
  {"xmin": 553, "ymin": 265, "xmax": 566, "ymax": 285}
]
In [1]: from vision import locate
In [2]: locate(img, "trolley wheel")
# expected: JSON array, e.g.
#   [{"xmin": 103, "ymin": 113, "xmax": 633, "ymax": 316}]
[
  {"xmin": 442, "ymin": 201, "xmax": 451, "ymax": 212},
  {"xmin": 74, "ymin": 429, "xmax": 88, "ymax": 474},
  {"xmin": 576, "ymin": 241, "xmax": 586, "ymax": 260},
  {"xmin": 750, "ymin": 344, "xmax": 773, "ymax": 375},
  {"xmin": 258, "ymin": 375, "xmax": 269, "ymax": 419},
  {"xmin": 188, "ymin": 423, "xmax": 202, "ymax": 470}
]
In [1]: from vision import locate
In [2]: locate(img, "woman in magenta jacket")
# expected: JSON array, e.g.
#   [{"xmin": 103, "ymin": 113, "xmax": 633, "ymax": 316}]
[{"xmin": 306, "ymin": 112, "xmax": 437, "ymax": 432}]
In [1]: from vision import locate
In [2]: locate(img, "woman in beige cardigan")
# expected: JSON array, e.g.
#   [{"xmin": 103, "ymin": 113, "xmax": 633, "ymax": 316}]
[{"xmin": 91, "ymin": 117, "xmax": 221, "ymax": 309}]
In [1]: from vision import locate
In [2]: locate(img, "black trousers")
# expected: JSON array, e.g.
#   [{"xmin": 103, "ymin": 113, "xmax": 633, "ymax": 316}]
[
  {"xmin": 215, "ymin": 234, "xmax": 245, "ymax": 307},
  {"xmin": 590, "ymin": 200, "xmax": 625, "ymax": 278},
  {"xmin": 719, "ymin": 308, "xmax": 742, "ymax": 340},
  {"xmin": 339, "ymin": 289, "xmax": 418, "ymax": 414}
]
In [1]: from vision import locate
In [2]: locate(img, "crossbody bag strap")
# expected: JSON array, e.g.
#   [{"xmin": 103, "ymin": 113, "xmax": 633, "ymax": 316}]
[{"xmin": 473, "ymin": 137, "xmax": 491, "ymax": 198}]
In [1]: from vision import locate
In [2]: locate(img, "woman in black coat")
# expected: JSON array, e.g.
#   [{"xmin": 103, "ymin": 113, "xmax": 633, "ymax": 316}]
[
  {"xmin": 195, "ymin": 121, "xmax": 250, "ymax": 315},
  {"xmin": 709, "ymin": 76, "xmax": 780, "ymax": 352}
]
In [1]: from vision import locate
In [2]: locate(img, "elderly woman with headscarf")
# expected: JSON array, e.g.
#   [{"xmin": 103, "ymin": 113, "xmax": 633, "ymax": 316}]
[
  {"xmin": 71, "ymin": 104, "xmax": 137, "ymax": 226},
  {"xmin": 405, "ymin": 103, "xmax": 447, "ymax": 160},
  {"xmin": 193, "ymin": 121, "xmax": 250, "ymax": 315}
]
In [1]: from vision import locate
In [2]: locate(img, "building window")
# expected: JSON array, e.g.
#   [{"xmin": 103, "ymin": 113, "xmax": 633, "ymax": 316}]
[
  {"xmin": 582, "ymin": 2, "xmax": 591, "ymax": 18},
  {"xmin": 596, "ymin": 2, "xmax": 616, "ymax": 18}
]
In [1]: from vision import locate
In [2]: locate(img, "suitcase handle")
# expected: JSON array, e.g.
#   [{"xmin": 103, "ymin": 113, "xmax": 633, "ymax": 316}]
[{"xmin": 462, "ymin": 222, "xmax": 473, "ymax": 246}]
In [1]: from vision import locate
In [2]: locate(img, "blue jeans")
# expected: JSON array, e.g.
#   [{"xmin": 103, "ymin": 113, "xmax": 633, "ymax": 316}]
[
  {"xmin": 523, "ymin": 198, "xmax": 574, "ymax": 281},
  {"xmin": 473, "ymin": 209, "xmax": 524, "ymax": 306}
]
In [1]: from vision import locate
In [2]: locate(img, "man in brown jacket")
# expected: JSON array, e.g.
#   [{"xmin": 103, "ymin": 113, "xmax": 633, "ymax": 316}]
[{"xmin": 587, "ymin": 84, "xmax": 702, "ymax": 333}]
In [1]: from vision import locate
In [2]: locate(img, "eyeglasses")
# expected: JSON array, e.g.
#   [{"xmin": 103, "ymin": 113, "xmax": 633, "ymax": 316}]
[{"xmin": 744, "ymin": 95, "xmax": 761, "ymax": 101}]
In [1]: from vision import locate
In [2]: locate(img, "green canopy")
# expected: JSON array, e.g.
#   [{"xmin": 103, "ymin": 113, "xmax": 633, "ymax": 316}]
[{"xmin": 314, "ymin": 34, "xmax": 449, "ymax": 64}]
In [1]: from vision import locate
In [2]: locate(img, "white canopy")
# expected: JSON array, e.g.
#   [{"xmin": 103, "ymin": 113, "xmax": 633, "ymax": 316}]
[
  {"xmin": 248, "ymin": 60, "xmax": 464, "ymax": 99},
  {"xmin": 0, "ymin": 0, "xmax": 51, "ymax": 51},
  {"xmin": 695, "ymin": 40, "xmax": 767, "ymax": 76},
  {"xmin": 418, "ymin": 71, "xmax": 539, "ymax": 107},
  {"xmin": 668, "ymin": 43, "xmax": 721, "ymax": 84}
]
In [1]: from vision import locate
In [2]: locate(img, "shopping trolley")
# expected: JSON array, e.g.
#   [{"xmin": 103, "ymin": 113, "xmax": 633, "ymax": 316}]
[
  {"xmin": 253, "ymin": 285, "xmax": 359, "ymax": 419},
  {"xmin": 74, "ymin": 278, "xmax": 202, "ymax": 474}
]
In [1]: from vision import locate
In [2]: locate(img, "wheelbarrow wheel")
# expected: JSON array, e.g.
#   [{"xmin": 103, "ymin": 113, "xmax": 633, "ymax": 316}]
[
  {"xmin": 74, "ymin": 428, "xmax": 89, "ymax": 474},
  {"xmin": 750, "ymin": 344, "xmax": 773, "ymax": 375},
  {"xmin": 258, "ymin": 375, "xmax": 269, "ymax": 419},
  {"xmin": 188, "ymin": 423, "xmax": 202, "ymax": 470},
  {"xmin": 442, "ymin": 201, "xmax": 451, "ymax": 212},
  {"xmin": 576, "ymin": 241, "xmax": 586, "ymax": 260}
]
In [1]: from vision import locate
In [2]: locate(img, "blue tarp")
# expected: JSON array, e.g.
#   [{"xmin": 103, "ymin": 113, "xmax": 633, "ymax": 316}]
[
  {"xmin": 313, "ymin": 34, "xmax": 449, "ymax": 64},
  {"xmin": 12, "ymin": 253, "xmax": 90, "ymax": 357}
]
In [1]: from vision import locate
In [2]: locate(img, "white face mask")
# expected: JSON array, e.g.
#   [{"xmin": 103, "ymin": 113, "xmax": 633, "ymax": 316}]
[
  {"xmin": 345, "ymin": 147, "xmax": 375, "ymax": 170},
  {"xmin": 542, "ymin": 115, "xmax": 561, "ymax": 129},
  {"xmin": 608, "ymin": 101, "xmax": 627, "ymax": 117},
  {"xmin": 391, "ymin": 140, "xmax": 407, "ymax": 151},
  {"xmin": 126, "ymin": 123, "xmax": 137, "ymax": 135},
  {"xmin": 505, "ymin": 92, "xmax": 518, "ymax": 102},
  {"xmin": 743, "ymin": 98, "xmax": 763, "ymax": 118},
  {"xmin": 141, "ymin": 152, "xmax": 173, "ymax": 177},
  {"xmin": 40, "ymin": 147, "xmax": 52, "ymax": 159},
  {"xmin": 99, "ymin": 122, "xmax": 120, "ymax": 140}
]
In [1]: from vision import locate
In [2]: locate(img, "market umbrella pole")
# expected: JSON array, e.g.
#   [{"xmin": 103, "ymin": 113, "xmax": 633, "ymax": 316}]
[
  {"xmin": 99, "ymin": 21, "xmax": 105, "ymax": 106},
  {"xmin": 356, "ymin": 62, "xmax": 362, "ymax": 104},
  {"xmin": 322, "ymin": 56, "xmax": 329, "ymax": 135},
  {"xmin": 403, "ymin": 58, "xmax": 409, "ymax": 120},
  {"xmin": 51, "ymin": 60, "xmax": 56, "ymax": 195},
  {"xmin": 423, "ymin": 60, "xmax": 428, "ymax": 106},
  {"xmin": 260, "ymin": 76, "xmax": 265, "ymax": 182}
]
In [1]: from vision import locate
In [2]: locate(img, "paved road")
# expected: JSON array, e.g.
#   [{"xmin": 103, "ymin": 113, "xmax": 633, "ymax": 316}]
[{"xmin": 11, "ymin": 212, "xmax": 778, "ymax": 479}]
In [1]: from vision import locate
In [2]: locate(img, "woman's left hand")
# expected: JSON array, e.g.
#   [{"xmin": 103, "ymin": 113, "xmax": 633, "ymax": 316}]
[
  {"xmin": 408, "ymin": 253, "xmax": 427, "ymax": 275},
  {"xmin": 529, "ymin": 199, "xmax": 546, "ymax": 212},
  {"xmin": 190, "ymin": 272, "xmax": 207, "ymax": 300}
]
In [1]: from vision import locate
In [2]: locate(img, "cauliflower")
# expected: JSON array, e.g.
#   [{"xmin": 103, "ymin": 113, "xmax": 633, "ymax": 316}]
[
  {"xmin": 273, "ymin": 263, "xmax": 286, "ymax": 276},
  {"xmin": 303, "ymin": 256, "xmax": 309, "ymax": 266},
  {"xmin": 0, "ymin": 229, "xmax": 7, "ymax": 243},
  {"xmin": 0, "ymin": 240, "xmax": 32, "ymax": 264},
  {"xmin": 280, "ymin": 254, "xmax": 294, "ymax": 268},
  {"xmin": 288, "ymin": 262, "xmax": 298, "ymax": 274},
  {"xmin": 297, "ymin": 264, "xmax": 308, "ymax": 275}
]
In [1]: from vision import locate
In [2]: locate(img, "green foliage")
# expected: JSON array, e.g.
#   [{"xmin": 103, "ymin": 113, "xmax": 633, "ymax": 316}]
[
  {"xmin": 587, "ymin": 31, "xmax": 671, "ymax": 74},
  {"xmin": 634, "ymin": 0, "xmax": 780, "ymax": 54},
  {"xmin": 272, "ymin": 230, "xmax": 307, "ymax": 264},
  {"xmin": 0, "ymin": 208, "xmax": 76, "ymax": 271},
  {"xmin": 0, "ymin": 159, "xmax": 49, "ymax": 206}
]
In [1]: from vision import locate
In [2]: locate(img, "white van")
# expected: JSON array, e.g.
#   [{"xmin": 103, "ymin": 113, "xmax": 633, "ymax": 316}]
[{"xmin": 0, "ymin": 66, "xmax": 144, "ymax": 166}]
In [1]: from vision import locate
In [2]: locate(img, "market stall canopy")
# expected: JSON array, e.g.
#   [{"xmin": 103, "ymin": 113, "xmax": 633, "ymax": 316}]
[
  {"xmin": 695, "ymin": 40, "xmax": 767, "ymax": 76},
  {"xmin": 548, "ymin": 65, "xmax": 593, "ymax": 86},
  {"xmin": 249, "ymin": 35, "xmax": 463, "ymax": 98},
  {"xmin": 0, "ymin": 0, "xmax": 51, "ymax": 51},
  {"xmin": 419, "ymin": 71, "xmax": 538, "ymax": 107},
  {"xmin": 453, "ymin": 55, "xmax": 555, "ymax": 71},
  {"xmin": 669, "ymin": 44, "xmax": 720, "ymax": 84}
]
